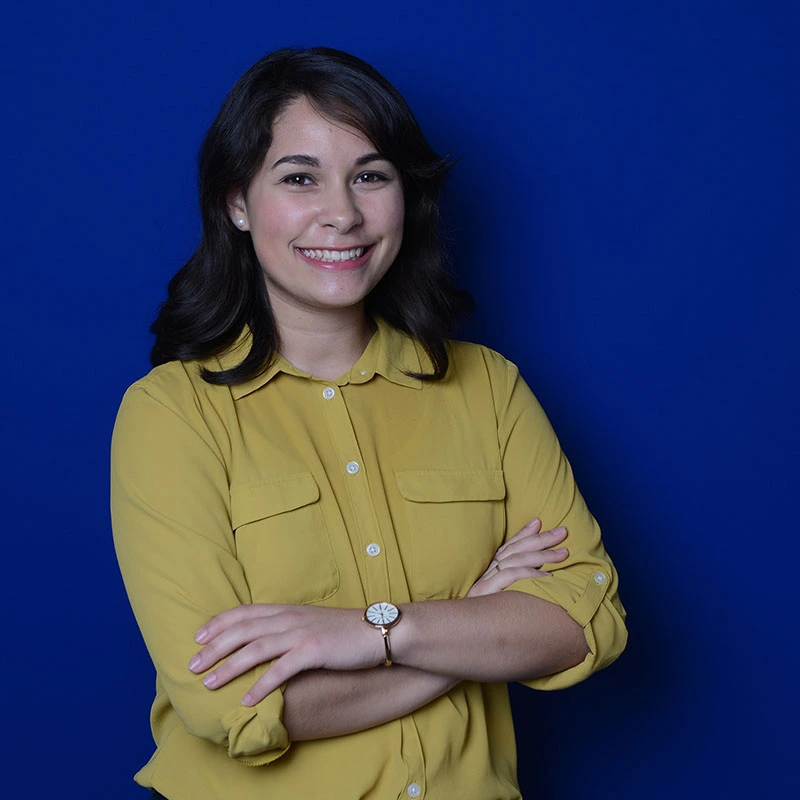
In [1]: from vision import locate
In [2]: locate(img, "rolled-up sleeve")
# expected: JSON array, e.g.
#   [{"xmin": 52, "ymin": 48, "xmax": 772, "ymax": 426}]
[
  {"xmin": 111, "ymin": 369, "xmax": 290, "ymax": 763},
  {"xmin": 495, "ymin": 358, "xmax": 628, "ymax": 690}
]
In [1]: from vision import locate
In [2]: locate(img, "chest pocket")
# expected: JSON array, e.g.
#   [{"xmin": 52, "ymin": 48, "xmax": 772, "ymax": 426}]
[
  {"xmin": 395, "ymin": 469, "xmax": 506, "ymax": 600},
  {"xmin": 231, "ymin": 473, "xmax": 339, "ymax": 605}
]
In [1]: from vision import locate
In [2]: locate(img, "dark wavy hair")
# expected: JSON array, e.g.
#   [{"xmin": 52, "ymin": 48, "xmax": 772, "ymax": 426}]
[{"xmin": 150, "ymin": 47, "xmax": 473, "ymax": 384}]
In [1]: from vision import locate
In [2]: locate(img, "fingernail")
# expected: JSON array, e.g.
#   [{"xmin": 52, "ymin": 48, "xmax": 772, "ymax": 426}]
[
  {"xmin": 203, "ymin": 673, "xmax": 217, "ymax": 688},
  {"xmin": 528, "ymin": 518, "xmax": 541, "ymax": 526},
  {"xmin": 555, "ymin": 547, "xmax": 568, "ymax": 554},
  {"xmin": 188, "ymin": 655, "xmax": 201, "ymax": 672},
  {"xmin": 241, "ymin": 693, "xmax": 254, "ymax": 706},
  {"xmin": 552, "ymin": 526, "xmax": 567, "ymax": 535},
  {"xmin": 194, "ymin": 628, "xmax": 209, "ymax": 644}
]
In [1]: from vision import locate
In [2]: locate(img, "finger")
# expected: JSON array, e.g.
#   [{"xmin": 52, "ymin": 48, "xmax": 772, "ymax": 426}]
[
  {"xmin": 190, "ymin": 615, "xmax": 293, "ymax": 673},
  {"xmin": 489, "ymin": 564, "xmax": 554, "ymax": 584},
  {"xmin": 241, "ymin": 651, "xmax": 310, "ymax": 706},
  {"xmin": 195, "ymin": 603, "xmax": 287, "ymax": 644},
  {"xmin": 469, "ymin": 546, "xmax": 568, "ymax": 592},
  {"xmin": 470, "ymin": 523, "xmax": 568, "ymax": 595},
  {"xmin": 199, "ymin": 631, "xmax": 298, "ymax": 690},
  {"xmin": 474, "ymin": 540, "xmax": 561, "ymax": 586},
  {"xmin": 496, "ymin": 546, "xmax": 569, "ymax": 572},
  {"xmin": 508, "ymin": 525, "xmax": 567, "ymax": 553},
  {"xmin": 467, "ymin": 565, "xmax": 553, "ymax": 597},
  {"xmin": 497, "ymin": 526, "xmax": 567, "ymax": 561},
  {"xmin": 497, "ymin": 517, "xmax": 542, "ymax": 553},
  {"xmin": 494, "ymin": 518, "xmax": 542, "ymax": 557},
  {"xmin": 476, "ymin": 520, "xmax": 546, "ymax": 582},
  {"xmin": 475, "ymin": 559, "xmax": 499, "ymax": 583},
  {"xmin": 468, "ymin": 554, "xmax": 560, "ymax": 596}
]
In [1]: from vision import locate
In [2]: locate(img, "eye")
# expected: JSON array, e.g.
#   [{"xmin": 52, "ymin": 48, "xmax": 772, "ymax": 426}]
[
  {"xmin": 280, "ymin": 174, "xmax": 314, "ymax": 187},
  {"xmin": 355, "ymin": 171, "xmax": 388, "ymax": 184}
]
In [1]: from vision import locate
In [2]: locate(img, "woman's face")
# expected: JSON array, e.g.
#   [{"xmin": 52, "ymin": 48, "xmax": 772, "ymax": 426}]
[{"xmin": 229, "ymin": 96, "xmax": 405, "ymax": 325}]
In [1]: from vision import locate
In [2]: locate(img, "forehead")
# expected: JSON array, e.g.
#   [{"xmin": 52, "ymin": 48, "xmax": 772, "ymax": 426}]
[{"xmin": 267, "ymin": 96, "xmax": 376, "ymax": 160}]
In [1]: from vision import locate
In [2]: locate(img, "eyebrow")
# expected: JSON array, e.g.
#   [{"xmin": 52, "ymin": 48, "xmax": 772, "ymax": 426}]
[{"xmin": 271, "ymin": 152, "xmax": 390, "ymax": 170}]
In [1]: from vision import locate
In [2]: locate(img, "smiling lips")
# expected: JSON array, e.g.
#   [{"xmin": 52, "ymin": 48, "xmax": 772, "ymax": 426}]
[{"xmin": 296, "ymin": 246, "xmax": 372, "ymax": 270}]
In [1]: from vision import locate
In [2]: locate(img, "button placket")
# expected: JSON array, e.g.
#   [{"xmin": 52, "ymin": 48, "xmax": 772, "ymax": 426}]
[{"xmin": 318, "ymin": 382, "xmax": 390, "ymax": 601}]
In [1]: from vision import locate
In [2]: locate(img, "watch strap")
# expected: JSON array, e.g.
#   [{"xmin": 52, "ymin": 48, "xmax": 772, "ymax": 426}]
[{"xmin": 379, "ymin": 625, "xmax": 393, "ymax": 666}]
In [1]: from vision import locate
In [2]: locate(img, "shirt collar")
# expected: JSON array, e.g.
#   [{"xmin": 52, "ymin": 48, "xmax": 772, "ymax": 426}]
[{"xmin": 225, "ymin": 317, "xmax": 427, "ymax": 400}]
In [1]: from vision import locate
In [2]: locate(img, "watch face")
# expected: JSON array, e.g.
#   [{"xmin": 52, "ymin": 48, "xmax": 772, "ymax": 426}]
[{"xmin": 366, "ymin": 602, "xmax": 399, "ymax": 626}]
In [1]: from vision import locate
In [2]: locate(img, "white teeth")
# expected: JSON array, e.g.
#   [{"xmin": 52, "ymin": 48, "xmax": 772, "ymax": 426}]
[{"xmin": 299, "ymin": 247, "xmax": 365, "ymax": 262}]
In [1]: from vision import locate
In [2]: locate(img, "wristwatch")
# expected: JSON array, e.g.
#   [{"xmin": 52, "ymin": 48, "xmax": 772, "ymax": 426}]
[{"xmin": 363, "ymin": 601, "xmax": 402, "ymax": 666}]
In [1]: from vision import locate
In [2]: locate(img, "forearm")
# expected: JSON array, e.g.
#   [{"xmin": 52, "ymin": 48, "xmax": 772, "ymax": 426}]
[
  {"xmin": 193, "ymin": 590, "xmax": 590, "ymax": 705},
  {"xmin": 283, "ymin": 665, "xmax": 458, "ymax": 740},
  {"xmin": 392, "ymin": 590, "xmax": 589, "ymax": 682}
]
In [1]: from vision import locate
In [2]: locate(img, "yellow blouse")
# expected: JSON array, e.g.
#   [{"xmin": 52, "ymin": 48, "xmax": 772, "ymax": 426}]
[{"xmin": 111, "ymin": 319, "xmax": 627, "ymax": 800}]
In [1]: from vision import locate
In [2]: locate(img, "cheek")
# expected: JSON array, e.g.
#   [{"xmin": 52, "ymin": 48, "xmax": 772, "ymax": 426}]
[
  {"xmin": 251, "ymin": 197, "xmax": 311, "ymax": 243},
  {"xmin": 392, "ymin": 201, "xmax": 405, "ymax": 234},
  {"xmin": 383, "ymin": 193, "xmax": 405, "ymax": 251}
]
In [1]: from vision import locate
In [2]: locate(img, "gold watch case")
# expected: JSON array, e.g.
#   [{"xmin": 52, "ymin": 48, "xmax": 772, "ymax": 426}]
[{"xmin": 363, "ymin": 602, "xmax": 402, "ymax": 665}]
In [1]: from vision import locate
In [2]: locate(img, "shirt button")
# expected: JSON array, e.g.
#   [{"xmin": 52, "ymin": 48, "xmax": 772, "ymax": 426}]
[
  {"xmin": 322, "ymin": 387, "xmax": 336, "ymax": 400},
  {"xmin": 407, "ymin": 784, "xmax": 421, "ymax": 798},
  {"xmin": 366, "ymin": 543, "xmax": 381, "ymax": 557},
  {"xmin": 359, "ymin": 370, "xmax": 367, "ymax": 376},
  {"xmin": 593, "ymin": 571, "xmax": 607, "ymax": 585},
  {"xmin": 346, "ymin": 461, "xmax": 360, "ymax": 474}
]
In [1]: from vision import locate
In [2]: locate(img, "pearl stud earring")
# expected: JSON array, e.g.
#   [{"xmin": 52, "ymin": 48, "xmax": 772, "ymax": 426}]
[{"xmin": 237, "ymin": 218, "xmax": 245, "ymax": 228}]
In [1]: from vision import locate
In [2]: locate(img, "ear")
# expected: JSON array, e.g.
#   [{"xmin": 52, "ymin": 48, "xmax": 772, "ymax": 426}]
[{"xmin": 227, "ymin": 191, "xmax": 250, "ymax": 231}]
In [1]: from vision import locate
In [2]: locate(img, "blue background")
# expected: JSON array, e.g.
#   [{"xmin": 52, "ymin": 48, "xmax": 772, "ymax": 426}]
[{"xmin": 2, "ymin": 1, "xmax": 797, "ymax": 797}]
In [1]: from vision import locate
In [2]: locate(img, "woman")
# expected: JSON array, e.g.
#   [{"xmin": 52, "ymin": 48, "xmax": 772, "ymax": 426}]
[{"xmin": 111, "ymin": 47, "xmax": 627, "ymax": 800}]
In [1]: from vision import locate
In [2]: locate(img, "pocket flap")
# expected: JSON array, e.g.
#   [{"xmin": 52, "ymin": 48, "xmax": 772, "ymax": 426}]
[
  {"xmin": 395, "ymin": 469, "xmax": 505, "ymax": 503},
  {"xmin": 230, "ymin": 473, "xmax": 320, "ymax": 529}
]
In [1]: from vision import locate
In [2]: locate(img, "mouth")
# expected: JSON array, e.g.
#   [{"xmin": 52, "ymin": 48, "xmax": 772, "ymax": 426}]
[
  {"xmin": 295, "ymin": 245, "xmax": 373, "ymax": 270},
  {"xmin": 297, "ymin": 246, "xmax": 368, "ymax": 263}
]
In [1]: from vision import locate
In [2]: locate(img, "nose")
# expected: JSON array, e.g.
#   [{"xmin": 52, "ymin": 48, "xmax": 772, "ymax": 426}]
[{"xmin": 317, "ymin": 183, "xmax": 363, "ymax": 233}]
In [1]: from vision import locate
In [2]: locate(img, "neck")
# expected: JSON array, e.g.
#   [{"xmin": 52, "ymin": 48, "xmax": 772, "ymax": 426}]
[{"xmin": 274, "ymin": 305, "xmax": 376, "ymax": 381}]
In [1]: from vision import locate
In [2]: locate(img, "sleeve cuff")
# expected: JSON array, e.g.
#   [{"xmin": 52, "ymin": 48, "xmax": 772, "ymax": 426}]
[
  {"xmin": 504, "ymin": 565, "xmax": 628, "ymax": 690},
  {"xmin": 222, "ymin": 686, "xmax": 291, "ymax": 765}
]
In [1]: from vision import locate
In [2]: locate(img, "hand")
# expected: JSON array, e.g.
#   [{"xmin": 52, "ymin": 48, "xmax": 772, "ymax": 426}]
[
  {"xmin": 188, "ymin": 604, "xmax": 384, "ymax": 706},
  {"xmin": 466, "ymin": 518, "xmax": 569, "ymax": 598}
]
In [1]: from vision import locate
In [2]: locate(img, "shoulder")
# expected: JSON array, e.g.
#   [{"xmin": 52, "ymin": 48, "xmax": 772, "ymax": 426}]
[
  {"xmin": 121, "ymin": 326, "xmax": 254, "ymax": 408},
  {"xmin": 112, "ymin": 357, "xmax": 239, "ymax": 472},
  {"xmin": 115, "ymin": 354, "xmax": 234, "ymax": 433},
  {"xmin": 446, "ymin": 339, "xmax": 520, "ymax": 386},
  {"xmin": 123, "ymin": 358, "xmax": 214, "ymax": 405},
  {"xmin": 443, "ymin": 340, "xmax": 546, "ymax": 425}
]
